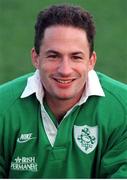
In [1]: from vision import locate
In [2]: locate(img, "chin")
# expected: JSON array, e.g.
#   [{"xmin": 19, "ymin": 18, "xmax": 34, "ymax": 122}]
[{"xmin": 55, "ymin": 94, "xmax": 76, "ymax": 101}]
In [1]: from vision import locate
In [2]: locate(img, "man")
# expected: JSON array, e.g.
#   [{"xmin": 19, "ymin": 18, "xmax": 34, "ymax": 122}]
[{"xmin": 0, "ymin": 4, "xmax": 127, "ymax": 178}]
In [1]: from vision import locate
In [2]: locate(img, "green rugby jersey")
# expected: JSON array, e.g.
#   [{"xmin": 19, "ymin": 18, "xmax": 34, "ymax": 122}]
[{"xmin": 0, "ymin": 72, "xmax": 127, "ymax": 178}]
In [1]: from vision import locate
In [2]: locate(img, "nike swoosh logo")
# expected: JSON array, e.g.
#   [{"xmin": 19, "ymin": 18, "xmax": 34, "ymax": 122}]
[{"xmin": 17, "ymin": 137, "xmax": 36, "ymax": 143}]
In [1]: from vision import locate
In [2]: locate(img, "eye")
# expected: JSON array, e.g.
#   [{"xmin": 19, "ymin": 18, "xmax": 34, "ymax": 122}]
[
  {"xmin": 46, "ymin": 54, "xmax": 60, "ymax": 61},
  {"xmin": 72, "ymin": 55, "xmax": 83, "ymax": 61},
  {"xmin": 47, "ymin": 54, "xmax": 58, "ymax": 58}
]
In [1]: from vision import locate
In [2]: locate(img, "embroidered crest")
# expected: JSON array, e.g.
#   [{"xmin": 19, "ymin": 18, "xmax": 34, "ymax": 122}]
[{"xmin": 74, "ymin": 125, "xmax": 98, "ymax": 154}]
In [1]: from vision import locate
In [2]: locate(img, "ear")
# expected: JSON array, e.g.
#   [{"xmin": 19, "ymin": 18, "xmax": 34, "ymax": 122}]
[
  {"xmin": 88, "ymin": 51, "xmax": 96, "ymax": 71},
  {"xmin": 31, "ymin": 48, "xmax": 40, "ymax": 69}
]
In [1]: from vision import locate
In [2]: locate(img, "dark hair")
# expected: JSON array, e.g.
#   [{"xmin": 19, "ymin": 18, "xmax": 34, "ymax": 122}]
[{"xmin": 34, "ymin": 4, "xmax": 96, "ymax": 56}]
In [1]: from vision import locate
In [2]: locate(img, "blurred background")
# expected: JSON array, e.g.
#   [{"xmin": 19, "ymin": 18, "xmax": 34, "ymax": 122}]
[{"xmin": 0, "ymin": 0, "xmax": 127, "ymax": 84}]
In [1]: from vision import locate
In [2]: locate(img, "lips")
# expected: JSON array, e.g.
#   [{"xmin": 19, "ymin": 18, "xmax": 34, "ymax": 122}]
[
  {"xmin": 53, "ymin": 77, "xmax": 76, "ymax": 87},
  {"xmin": 55, "ymin": 79, "xmax": 74, "ymax": 84}
]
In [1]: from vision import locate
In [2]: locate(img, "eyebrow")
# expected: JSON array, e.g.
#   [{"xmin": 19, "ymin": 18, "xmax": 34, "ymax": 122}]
[
  {"xmin": 71, "ymin": 52, "xmax": 84, "ymax": 56},
  {"xmin": 45, "ymin": 50, "xmax": 60, "ymax": 55},
  {"xmin": 45, "ymin": 50, "xmax": 84, "ymax": 56}
]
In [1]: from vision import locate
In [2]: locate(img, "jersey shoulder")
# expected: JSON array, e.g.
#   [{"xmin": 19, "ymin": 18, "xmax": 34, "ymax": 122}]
[
  {"xmin": 97, "ymin": 73, "xmax": 127, "ymax": 112},
  {"xmin": 97, "ymin": 72, "xmax": 127, "ymax": 104},
  {"xmin": 0, "ymin": 73, "xmax": 33, "ymax": 115},
  {"xmin": 96, "ymin": 72, "xmax": 127, "ymax": 128}
]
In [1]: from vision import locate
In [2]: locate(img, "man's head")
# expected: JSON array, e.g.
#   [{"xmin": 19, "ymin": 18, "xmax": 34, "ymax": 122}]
[
  {"xmin": 34, "ymin": 4, "xmax": 96, "ymax": 57},
  {"xmin": 31, "ymin": 4, "xmax": 96, "ymax": 106}
]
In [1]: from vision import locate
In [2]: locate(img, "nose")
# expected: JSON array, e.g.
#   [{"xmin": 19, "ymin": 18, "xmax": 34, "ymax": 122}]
[{"xmin": 57, "ymin": 57, "xmax": 73, "ymax": 76}]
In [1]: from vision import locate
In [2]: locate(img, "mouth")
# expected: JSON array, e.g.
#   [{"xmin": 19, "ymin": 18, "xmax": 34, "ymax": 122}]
[
  {"xmin": 54, "ymin": 79, "xmax": 75, "ymax": 84},
  {"xmin": 52, "ymin": 77, "xmax": 76, "ymax": 87}
]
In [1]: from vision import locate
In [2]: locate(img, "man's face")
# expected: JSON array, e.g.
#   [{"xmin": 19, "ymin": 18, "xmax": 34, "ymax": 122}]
[{"xmin": 32, "ymin": 25, "xmax": 96, "ymax": 102}]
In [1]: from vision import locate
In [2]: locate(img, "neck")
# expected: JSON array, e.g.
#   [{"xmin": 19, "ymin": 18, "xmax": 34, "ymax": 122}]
[{"xmin": 45, "ymin": 93, "xmax": 83, "ymax": 123}]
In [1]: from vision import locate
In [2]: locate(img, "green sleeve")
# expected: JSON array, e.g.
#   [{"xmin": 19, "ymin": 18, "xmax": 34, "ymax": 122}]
[
  {"xmin": 0, "ymin": 117, "xmax": 8, "ymax": 178},
  {"xmin": 100, "ymin": 124, "xmax": 127, "ymax": 178},
  {"xmin": 0, "ymin": 114, "xmax": 12, "ymax": 178},
  {"xmin": 0, "ymin": 155, "xmax": 7, "ymax": 178}
]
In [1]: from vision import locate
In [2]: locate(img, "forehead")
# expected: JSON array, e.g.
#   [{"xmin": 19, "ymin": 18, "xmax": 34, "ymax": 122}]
[
  {"xmin": 43, "ymin": 25, "xmax": 87, "ymax": 41},
  {"xmin": 41, "ymin": 25, "xmax": 89, "ymax": 53}
]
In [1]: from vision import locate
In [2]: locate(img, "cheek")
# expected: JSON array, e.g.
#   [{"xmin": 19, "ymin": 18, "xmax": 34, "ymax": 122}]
[
  {"xmin": 40, "ymin": 61, "xmax": 57, "ymax": 72},
  {"xmin": 39, "ymin": 63, "xmax": 55, "ymax": 84},
  {"xmin": 78, "ymin": 65, "xmax": 89, "ymax": 83},
  {"xmin": 77, "ymin": 63, "xmax": 89, "ymax": 75},
  {"xmin": 39, "ymin": 62, "xmax": 50, "ymax": 74}
]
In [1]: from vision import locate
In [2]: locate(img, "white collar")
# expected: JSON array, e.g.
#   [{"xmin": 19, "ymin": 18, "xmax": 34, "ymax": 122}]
[
  {"xmin": 21, "ymin": 69, "xmax": 105, "ymax": 105},
  {"xmin": 21, "ymin": 70, "xmax": 44, "ymax": 105}
]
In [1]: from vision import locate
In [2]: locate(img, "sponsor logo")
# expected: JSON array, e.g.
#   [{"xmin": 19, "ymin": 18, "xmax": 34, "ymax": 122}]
[
  {"xmin": 11, "ymin": 156, "xmax": 38, "ymax": 172},
  {"xmin": 74, "ymin": 125, "xmax": 98, "ymax": 154},
  {"xmin": 17, "ymin": 133, "xmax": 36, "ymax": 143}
]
